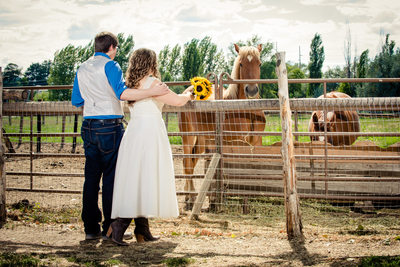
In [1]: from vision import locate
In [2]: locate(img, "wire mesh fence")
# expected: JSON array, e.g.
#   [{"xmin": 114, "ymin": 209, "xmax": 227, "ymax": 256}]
[{"xmin": 1, "ymin": 77, "xmax": 400, "ymax": 230}]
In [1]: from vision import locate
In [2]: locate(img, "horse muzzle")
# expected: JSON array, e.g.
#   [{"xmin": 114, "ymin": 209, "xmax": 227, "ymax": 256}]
[{"xmin": 245, "ymin": 84, "xmax": 259, "ymax": 99}]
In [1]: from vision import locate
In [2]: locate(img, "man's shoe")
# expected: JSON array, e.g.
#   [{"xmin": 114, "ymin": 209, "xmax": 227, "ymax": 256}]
[{"xmin": 85, "ymin": 232, "xmax": 102, "ymax": 240}]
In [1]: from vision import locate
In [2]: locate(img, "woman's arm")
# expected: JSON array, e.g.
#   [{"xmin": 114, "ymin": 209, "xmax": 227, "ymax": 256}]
[
  {"xmin": 120, "ymin": 79, "xmax": 169, "ymax": 101},
  {"xmin": 155, "ymin": 87, "xmax": 193, "ymax": 106}
]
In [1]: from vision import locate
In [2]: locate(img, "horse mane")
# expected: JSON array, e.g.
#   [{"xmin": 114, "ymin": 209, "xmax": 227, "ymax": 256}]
[{"xmin": 224, "ymin": 46, "xmax": 261, "ymax": 99}]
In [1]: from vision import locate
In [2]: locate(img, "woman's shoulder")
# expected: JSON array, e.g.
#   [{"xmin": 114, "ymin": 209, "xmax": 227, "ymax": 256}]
[
  {"xmin": 147, "ymin": 76, "xmax": 161, "ymax": 83},
  {"xmin": 140, "ymin": 76, "xmax": 159, "ymax": 89}
]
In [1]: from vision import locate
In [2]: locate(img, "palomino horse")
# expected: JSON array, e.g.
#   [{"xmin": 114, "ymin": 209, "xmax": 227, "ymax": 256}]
[
  {"xmin": 308, "ymin": 91, "xmax": 360, "ymax": 146},
  {"xmin": 179, "ymin": 44, "xmax": 267, "ymax": 209}
]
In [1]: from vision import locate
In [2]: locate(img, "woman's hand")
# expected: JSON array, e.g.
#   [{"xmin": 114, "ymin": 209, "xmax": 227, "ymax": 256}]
[
  {"xmin": 183, "ymin": 86, "xmax": 193, "ymax": 94},
  {"xmin": 182, "ymin": 86, "xmax": 194, "ymax": 99}
]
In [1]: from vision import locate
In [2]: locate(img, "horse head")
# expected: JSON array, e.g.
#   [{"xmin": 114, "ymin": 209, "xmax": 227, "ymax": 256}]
[
  {"xmin": 231, "ymin": 43, "xmax": 262, "ymax": 99},
  {"xmin": 309, "ymin": 92, "xmax": 360, "ymax": 146}
]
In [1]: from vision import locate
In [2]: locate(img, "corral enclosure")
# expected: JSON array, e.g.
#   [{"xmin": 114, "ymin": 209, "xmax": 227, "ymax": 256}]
[
  {"xmin": 2, "ymin": 74, "xmax": 400, "ymax": 217},
  {"xmin": 1, "ymin": 66, "xmax": 400, "ymax": 266}
]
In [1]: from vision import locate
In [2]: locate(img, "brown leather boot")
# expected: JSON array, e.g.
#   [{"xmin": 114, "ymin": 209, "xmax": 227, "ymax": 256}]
[
  {"xmin": 108, "ymin": 218, "xmax": 132, "ymax": 246},
  {"xmin": 134, "ymin": 217, "xmax": 160, "ymax": 242}
]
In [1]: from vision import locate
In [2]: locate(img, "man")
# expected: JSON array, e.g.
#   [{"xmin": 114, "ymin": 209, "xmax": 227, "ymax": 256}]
[{"xmin": 72, "ymin": 31, "xmax": 168, "ymax": 240}]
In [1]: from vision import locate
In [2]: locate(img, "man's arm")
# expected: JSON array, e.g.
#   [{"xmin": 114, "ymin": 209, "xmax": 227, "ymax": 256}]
[
  {"xmin": 105, "ymin": 61, "xmax": 168, "ymax": 101},
  {"xmin": 120, "ymin": 80, "xmax": 169, "ymax": 101},
  {"xmin": 71, "ymin": 73, "xmax": 84, "ymax": 107}
]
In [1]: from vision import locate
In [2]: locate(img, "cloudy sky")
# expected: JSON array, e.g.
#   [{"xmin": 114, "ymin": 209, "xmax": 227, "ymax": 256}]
[{"xmin": 1, "ymin": 0, "xmax": 399, "ymax": 72}]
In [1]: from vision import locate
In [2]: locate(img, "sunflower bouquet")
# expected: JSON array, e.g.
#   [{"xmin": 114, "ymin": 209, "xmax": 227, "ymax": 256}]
[{"xmin": 190, "ymin": 76, "xmax": 213, "ymax": 100}]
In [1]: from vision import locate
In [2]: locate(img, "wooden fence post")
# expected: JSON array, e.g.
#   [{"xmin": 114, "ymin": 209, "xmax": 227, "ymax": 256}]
[
  {"xmin": 60, "ymin": 115, "xmax": 66, "ymax": 150},
  {"xmin": 190, "ymin": 153, "xmax": 221, "ymax": 220},
  {"xmin": 276, "ymin": 52, "xmax": 303, "ymax": 240},
  {"xmin": 71, "ymin": 114, "xmax": 78, "ymax": 153},
  {"xmin": 0, "ymin": 67, "xmax": 6, "ymax": 228}
]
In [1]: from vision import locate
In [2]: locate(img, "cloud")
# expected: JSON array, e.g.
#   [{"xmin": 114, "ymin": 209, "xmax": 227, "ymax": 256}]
[
  {"xmin": 68, "ymin": 21, "xmax": 99, "ymax": 40},
  {"xmin": 175, "ymin": 6, "xmax": 210, "ymax": 23},
  {"xmin": 373, "ymin": 11, "xmax": 396, "ymax": 24},
  {"xmin": 0, "ymin": 0, "xmax": 399, "ymax": 71}
]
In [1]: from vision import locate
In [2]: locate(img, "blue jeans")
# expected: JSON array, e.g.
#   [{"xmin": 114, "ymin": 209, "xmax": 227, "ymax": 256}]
[{"xmin": 80, "ymin": 119, "xmax": 124, "ymax": 235}]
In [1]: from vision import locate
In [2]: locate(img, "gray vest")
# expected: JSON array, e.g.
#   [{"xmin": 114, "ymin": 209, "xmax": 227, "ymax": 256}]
[{"xmin": 77, "ymin": 55, "xmax": 123, "ymax": 117}]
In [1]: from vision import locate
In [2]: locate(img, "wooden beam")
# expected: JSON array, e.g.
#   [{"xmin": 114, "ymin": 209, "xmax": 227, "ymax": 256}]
[
  {"xmin": 0, "ymin": 67, "xmax": 6, "ymax": 228},
  {"xmin": 3, "ymin": 89, "xmax": 29, "ymax": 101},
  {"xmin": 2, "ymin": 97, "xmax": 400, "ymax": 116},
  {"xmin": 276, "ymin": 52, "xmax": 303, "ymax": 240},
  {"xmin": 190, "ymin": 153, "xmax": 220, "ymax": 220}
]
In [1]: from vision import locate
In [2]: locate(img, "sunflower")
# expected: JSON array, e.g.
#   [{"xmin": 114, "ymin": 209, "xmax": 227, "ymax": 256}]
[{"xmin": 190, "ymin": 76, "xmax": 213, "ymax": 100}]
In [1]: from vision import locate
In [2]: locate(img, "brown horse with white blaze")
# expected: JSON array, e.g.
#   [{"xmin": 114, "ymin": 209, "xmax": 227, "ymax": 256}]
[
  {"xmin": 308, "ymin": 91, "xmax": 360, "ymax": 146},
  {"xmin": 179, "ymin": 44, "xmax": 267, "ymax": 209}
]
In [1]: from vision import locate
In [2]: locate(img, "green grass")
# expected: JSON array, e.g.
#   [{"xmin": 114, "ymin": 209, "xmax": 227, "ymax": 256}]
[
  {"xmin": 3, "ymin": 115, "xmax": 83, "ymax": 145},
  {"xmin": 0, "ymin": 252, "xmax": 43, "ymax": 266},
  {"xmin": 3, "ymin": 112, "xmax": 399, "ymax": 147},
  {"xmin": 162, "ymin": 257, "xmax": 195, "ymax": 267},
  {"xmin": 8, "ymin": 202, "xmax": 81, "ymax": 224},
  {"xmin": 358, "ymin": 116, "xmax": 400, "ymax": 148},
  {"xmin": 359, "ymin": 255, "xmax": 400, "ymax": 267}
]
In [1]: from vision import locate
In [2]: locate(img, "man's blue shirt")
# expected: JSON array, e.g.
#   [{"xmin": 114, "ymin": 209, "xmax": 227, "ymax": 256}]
[{"xmin": 71, "ymin": 52, "xmax": 127, "ymax": 119}]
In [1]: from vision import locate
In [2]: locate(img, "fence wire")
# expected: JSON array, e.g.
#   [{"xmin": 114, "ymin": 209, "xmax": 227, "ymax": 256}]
[{"xmin": 2, "ymin": 81, "xmax": 400, "ymax": 231}]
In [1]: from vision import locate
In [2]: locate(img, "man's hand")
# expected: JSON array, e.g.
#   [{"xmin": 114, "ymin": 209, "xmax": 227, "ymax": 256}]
[{"xmin": 149, "ymin": 80, "xmax": 169, "ymax": 96}]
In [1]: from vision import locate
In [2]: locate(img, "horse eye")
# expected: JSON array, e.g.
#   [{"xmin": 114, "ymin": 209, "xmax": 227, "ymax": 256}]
[
  {"xmin": 259, "ymin": 64, "xmax": 261, "ymax": 67},
  {"xmin": 240, "ymin": 63, "xmax": 242, "ymax": 67}
]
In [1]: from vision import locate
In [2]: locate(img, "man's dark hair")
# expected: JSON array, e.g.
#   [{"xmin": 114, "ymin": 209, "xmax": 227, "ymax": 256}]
[{"xmin": 94, "ymin": 32, "xmax": 119, "ymax": 53}]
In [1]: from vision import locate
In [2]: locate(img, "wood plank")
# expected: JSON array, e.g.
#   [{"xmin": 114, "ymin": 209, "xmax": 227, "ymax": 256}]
[{"xmin": 190, "ymin": 153, "xmax": 220, "ymax": 220}]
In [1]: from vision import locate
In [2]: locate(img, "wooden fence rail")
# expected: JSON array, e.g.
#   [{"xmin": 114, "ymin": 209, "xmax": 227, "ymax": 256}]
[{"xmin": 1, "ymin": 75, "xmax": 400, "ymax": 234}]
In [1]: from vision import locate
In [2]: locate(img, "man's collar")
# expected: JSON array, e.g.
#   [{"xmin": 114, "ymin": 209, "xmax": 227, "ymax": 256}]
[{"xmin": 94, "ymin": 52, "xmax": 110, "ymax": 59}]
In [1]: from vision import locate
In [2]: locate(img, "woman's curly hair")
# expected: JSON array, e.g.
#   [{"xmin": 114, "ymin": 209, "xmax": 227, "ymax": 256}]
[{"xmin": 125, "ymin": 48, "xmax": 161, "ymax": 90}]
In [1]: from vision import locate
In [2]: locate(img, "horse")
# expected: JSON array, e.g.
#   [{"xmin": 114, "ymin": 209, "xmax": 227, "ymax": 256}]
[
  {"xmin": 308, "ymin": 91, "xmax": 360, "ymax": 146},
  {"xmin": 179, "ymin": 43, "xmax": 267, "ymax": 209}
]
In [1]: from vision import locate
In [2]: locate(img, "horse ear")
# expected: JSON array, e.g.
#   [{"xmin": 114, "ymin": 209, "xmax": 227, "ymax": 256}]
[
  {"xmin": 312, "ymin": 112, "xmax": 320, "ymax": 131},
  {"xmin": 335, "ymin": 111, "xmax": 348, "ymax": 121},
  {"xmin": 257, "ymin": 44, "xmax": 262, "ymax": 52},
  {"xmin": 234, "ymin": 43, "xmax": 240, "ymax": 54}
]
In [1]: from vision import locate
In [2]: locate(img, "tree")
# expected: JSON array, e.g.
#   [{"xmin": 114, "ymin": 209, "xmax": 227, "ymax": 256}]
[
  {"xmin": 323, "ymin": 65, "xmax": 345, "ymax": 92},
  {"xmin": 3, "ymin": 63, "xmax": 23, "ymax": 87},
  {"xmin": 47, "ymin": 44, "xmax": 79, "ymax": 100},
  {"xmin": 24, "ymin": 60, "xmax": 51, "ymax": 86},
  {"xmin": 355, "ymin": 49, "xmax": 369, "ymax": 97},
  {"xmin": 341, "ymin": 22, "xmax": 355, "ymax": 96},
  {"xmin": 114, "ymin": 33, "xmax": 135, "ymax": 74},
  {"xmin": 181, "ymin": 37, "xmax": 225, "ymax": 81},
  {"xmin": 77, "ymin": 41, "xmax": 93, "ymax": 65},
  {"xmin": 198, "ymin": 36, "xmax": 225, "ymax": 76},
  {"xmin": 182, "ymin": 38, "xmax": 202, "ymax": 82},
  {"xmin": 366, "ymin": 34, "xmax": 399, "ymax": 97},
  {"xmin": 308, "ymin": 33, "xmax": 325, "ymax": 97},
  {"xmin": 357, "ymin": 49, "xmax": 369, "ymax": 78},
  {"xmin": 344, "ymin": 22, "xmax": 352, "ymax": 79},
  {"xmin": 168, "ymin": 45, "xmax": 182, "ymax": 79},
  {"xmin": 158, "ymin": 44, "xmax": 181, "ymax": 82},
  {"xmin": 288, "ymin": 65, "xmax": 306, "ymax": 98},
  {"xmin": 47, "ymin": 33, "xmax": 134, "ymax": 100},
  {"xmin": 260, "ymin": 58, "xmax": 278, "ymax": 98}
]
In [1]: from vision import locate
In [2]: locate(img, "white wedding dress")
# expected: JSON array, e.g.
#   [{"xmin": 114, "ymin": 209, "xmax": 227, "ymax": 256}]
[{"xmin": 111, "ymin": 76, "xmax": 179, "ymax": 218}]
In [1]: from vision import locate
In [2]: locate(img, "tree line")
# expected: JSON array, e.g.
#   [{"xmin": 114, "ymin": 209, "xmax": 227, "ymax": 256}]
[{"xmin": 2, "ymin": 33, "xmax": 399, "ymax": 101}]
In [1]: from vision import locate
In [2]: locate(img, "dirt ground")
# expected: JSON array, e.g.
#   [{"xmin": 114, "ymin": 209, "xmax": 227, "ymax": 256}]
[
  {"xmin": 1, "ymin": 143, "xmax": 400, "ymax": 266},
  {"xmin": 1, "ymin": 208, "xmax": 400, "ymax": 267}
]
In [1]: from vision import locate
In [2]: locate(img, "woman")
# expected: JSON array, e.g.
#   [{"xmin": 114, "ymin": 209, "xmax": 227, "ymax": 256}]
[{"xmin": 107, "ymin": 48, "xmax": 192, "ymax": 245}]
